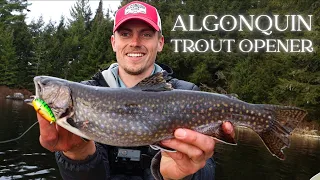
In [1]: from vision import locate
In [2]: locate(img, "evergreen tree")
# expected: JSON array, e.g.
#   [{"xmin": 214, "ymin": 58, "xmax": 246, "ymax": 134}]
[
  {"xmin": 67, "ymin": 0, "xmax": 93, "ymax": 81},
  {"xmin": 1, "ymin": 0, "xmax": 31, "ymax": 88},
  {"xmin": 0, "ymin": 23, "xmax": 17, "ymax": 86},
  {"xmin": 84, "ymin": 0, "xmax": 115, "ymax": 78}
]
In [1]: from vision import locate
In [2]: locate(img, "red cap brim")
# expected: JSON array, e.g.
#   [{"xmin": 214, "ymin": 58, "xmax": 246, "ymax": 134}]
[{"xmin": 113, "ymin": 16, "xmax": 160, "ymax": 32}]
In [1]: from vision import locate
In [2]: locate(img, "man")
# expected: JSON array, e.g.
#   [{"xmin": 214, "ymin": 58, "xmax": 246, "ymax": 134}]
[{"xmin": 37, "ymin": 1, "xmax": 234, "ymax": 180}]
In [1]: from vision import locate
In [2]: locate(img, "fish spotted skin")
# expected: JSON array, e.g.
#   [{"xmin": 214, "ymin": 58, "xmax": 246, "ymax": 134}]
[{"xmin": 33, "ymin": 73, "xmax": 307, "ymax": 160}]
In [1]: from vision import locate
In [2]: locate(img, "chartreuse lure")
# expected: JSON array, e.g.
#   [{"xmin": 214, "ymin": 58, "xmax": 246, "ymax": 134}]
[{"xmin": 32, "ymin": 98, "xmax": 56, "ymax": 124}]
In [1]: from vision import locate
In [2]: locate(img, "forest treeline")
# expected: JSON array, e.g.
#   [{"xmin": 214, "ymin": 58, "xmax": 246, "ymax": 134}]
[{"xmin": 0, "ymin": 0, "xmax": 319, "ymax": 122}]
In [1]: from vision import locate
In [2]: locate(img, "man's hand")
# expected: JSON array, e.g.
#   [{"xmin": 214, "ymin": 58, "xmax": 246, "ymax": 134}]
[
  {"xmin": 159, "ymin": 122, "xmax": 235, "ymax": 180},
  {"xmin": 37, "ymin": 113, "xmax": 96, "ymax": 160}
]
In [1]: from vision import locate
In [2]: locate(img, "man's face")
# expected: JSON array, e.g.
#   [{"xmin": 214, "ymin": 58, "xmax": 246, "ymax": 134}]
[{"xmin": 111, "ymin": 19, "xmax": 164, "ymax": 76}]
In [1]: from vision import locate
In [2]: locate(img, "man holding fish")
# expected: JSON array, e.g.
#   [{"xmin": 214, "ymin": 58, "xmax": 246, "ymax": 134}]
[{"xmin": 36, "ymin": 1, "xmax": 234, "ymax": 179}]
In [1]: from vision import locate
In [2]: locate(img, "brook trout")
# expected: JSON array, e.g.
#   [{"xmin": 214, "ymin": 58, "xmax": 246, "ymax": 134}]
[{"xmin": 32, "ymin": 72, "xmax": 307, "ymax": 160}]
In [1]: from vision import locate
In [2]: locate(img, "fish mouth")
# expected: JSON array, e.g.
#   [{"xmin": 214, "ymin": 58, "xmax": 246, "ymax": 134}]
[
  {"xmin": 33, "ymin": 76, "xmax": 43, "ymax": 99},
  {"xmin": 24, "ymin": 77, "xmax": 43, "ymax": 106},
  {"xmin": 32, "ymin": 76, "xmax": 73, "ymax": 119}
]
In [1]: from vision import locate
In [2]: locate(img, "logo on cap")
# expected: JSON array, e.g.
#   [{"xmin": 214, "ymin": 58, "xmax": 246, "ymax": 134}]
[{"xmin": 125, "ymin": 3, "xmax": 146, "ymax": 15}]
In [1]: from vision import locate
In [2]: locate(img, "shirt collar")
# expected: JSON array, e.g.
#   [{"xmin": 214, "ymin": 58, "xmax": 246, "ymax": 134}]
[{"xmin": 110, "ymin": 64, "xmax": 163, "ymax": 88}]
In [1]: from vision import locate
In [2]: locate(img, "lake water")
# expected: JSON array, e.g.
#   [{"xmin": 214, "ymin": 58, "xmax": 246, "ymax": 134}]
[{"xmin": 0, "ymin": 98, "xmax": 319, "ymax": 180}]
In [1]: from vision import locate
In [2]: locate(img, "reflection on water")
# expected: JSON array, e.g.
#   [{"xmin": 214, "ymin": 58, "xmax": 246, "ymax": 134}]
[
  {"xmin": 0, "ymin": 98, "xmax": 59, "ymax": 179},
  {"xmin": 1, "ymin": 98, "xmax": 320, "ymax": 179},
  {"xmin": 9, "ymin": 100, "xmax": 24, "ymax": 113},
  {"xmin": 214, "ymin": 127, "xmax": 320, "ymax": 180}
]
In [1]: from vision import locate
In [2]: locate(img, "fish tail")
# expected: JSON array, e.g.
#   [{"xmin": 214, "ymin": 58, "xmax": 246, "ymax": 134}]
[{"xmin": 256, "ymin": 105, "xmax": 307, "ymax": 160}]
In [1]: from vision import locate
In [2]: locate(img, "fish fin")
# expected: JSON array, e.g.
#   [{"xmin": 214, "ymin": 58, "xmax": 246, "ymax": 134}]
[
  {"xmin": 213, "ymin": 123, "xmax": 237, "ymax": 145},
  {"xmin": 213, "ymin": 126, "xmax": 237, "ymax": 145},
  {"xmin": 149, "ymin": 143, "xmax": 176, "ymax": 152},
  {"xmin": 131, "ymin": 72, "xmax": 173, "ymax": 91},
  {"xmin": 256, "ymin": 105, "xmax": 307, "ymax": 160},
  {"xmin": 55, "ymin": 117, "xmax": 92, "ymax": 140},
  {"xmin": 258, "ymin": 125, "xmax": 288, "ymax": 160},
  {"xmin": 194, "ymin": 123, "xmax": 237, "ymax": 145}
]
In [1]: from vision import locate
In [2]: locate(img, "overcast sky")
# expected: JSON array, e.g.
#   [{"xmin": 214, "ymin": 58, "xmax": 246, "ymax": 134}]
[{"xmin": 25, "ymin": 0, "xmax": 121, "ymax": 24}]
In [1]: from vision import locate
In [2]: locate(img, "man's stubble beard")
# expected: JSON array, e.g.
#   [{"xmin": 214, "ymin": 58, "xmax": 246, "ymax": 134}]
[{"xmin": 124, "ymin": 66, "xmax": 145, "ymax": 75}]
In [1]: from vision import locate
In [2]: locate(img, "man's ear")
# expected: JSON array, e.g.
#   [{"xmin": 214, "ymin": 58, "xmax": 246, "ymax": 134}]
[
  {"xmin": 157, "ymin": 35, "xmax": 164, "ymax": 52},
  {"xmin": 111, "ymin": 34, "xmax": 116, "ymax": 52}
]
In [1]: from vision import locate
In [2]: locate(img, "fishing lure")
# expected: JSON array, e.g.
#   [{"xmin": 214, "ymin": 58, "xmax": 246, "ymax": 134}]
[{"xmin": 32, "ymin": 98, "xmax": 56, "ymax": 124}]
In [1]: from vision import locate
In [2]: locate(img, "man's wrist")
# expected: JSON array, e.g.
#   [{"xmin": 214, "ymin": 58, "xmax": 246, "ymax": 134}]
[{"xmin": 62, "ymin": 140, "xmax": 96, "ymax": 160}]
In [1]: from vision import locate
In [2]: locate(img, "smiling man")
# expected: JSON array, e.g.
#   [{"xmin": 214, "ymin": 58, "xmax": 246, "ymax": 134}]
[
  {"xmin": 111, "ymin": 19, "xmax": 164, "ymax": 87},
  {"xmin": 36, "ymin": 1, "xmax": 234, "ymax": 180}
]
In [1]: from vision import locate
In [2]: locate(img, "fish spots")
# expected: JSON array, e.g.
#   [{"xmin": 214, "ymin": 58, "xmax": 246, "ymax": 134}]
[
  {"xmin": 222, "ymin": 102, "xmax": 228, "ymax": 107},
  {"xmin": 119, "ymin": 124, "xmax": 124, "ymax": 129},
  {"xmin": 94, "ymin": 120, "xmax": 99, "ymax": 126}
]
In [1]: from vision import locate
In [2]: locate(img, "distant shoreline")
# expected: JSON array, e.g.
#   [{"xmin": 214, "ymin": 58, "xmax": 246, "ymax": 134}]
[{"xmin": 0, "ymin": 86, "xmax": 33, "ymax": 99}]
